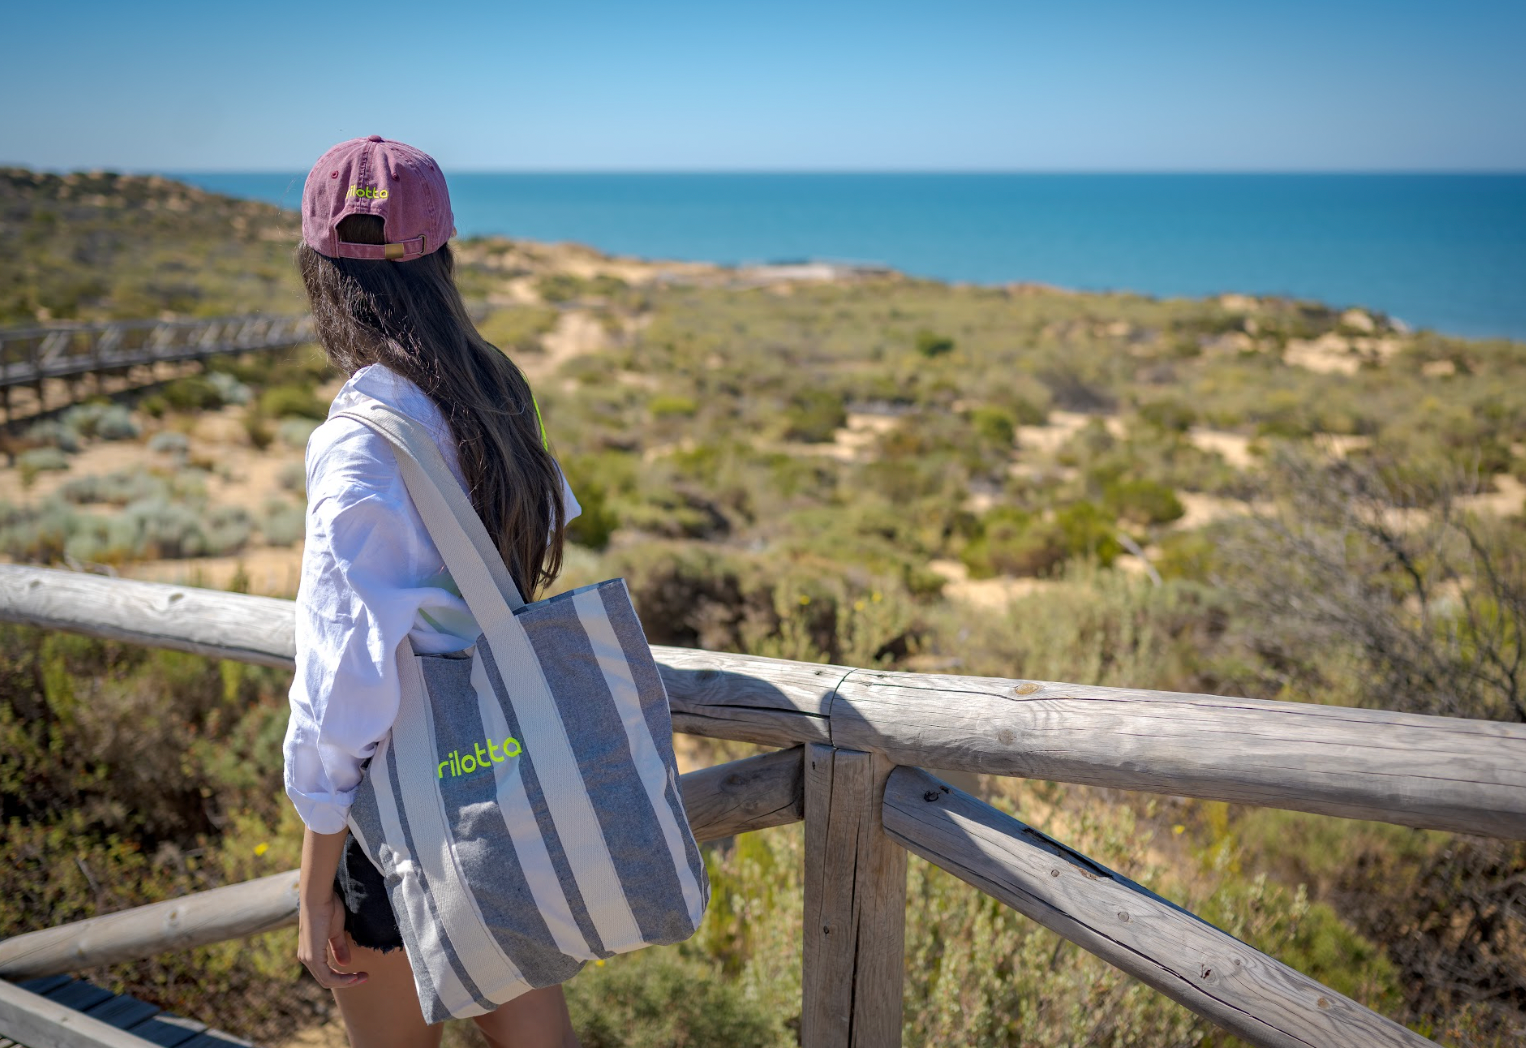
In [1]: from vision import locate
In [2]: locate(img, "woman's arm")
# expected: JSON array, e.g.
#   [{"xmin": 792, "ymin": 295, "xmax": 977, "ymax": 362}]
[{"xmin": 296, "ymin": 826, "xmax": 367, "ymax": 987}]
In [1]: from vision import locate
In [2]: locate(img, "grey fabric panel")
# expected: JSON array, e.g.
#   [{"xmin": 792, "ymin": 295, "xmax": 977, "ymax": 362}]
[
  {"xmin": 418, "ymin": 652, "xmax": 586, "ymax": 985},
  {"xmin": 473, "ymin": 630, "xmax": 611, "ymax": 958},
  {"xmin": 348, "ymin": 767, "xmax": 386, "ymax": 867},
  {"xmin": 598, "ymin": 582, "xmax": 710, "ymax": 901},
  {"xmin": 383, "ymin": 741, "xmax": 494, "ymax": 1013},
  {"xmin": 517, "ymin": 591, "xmax": 692, "ymax": 945}
]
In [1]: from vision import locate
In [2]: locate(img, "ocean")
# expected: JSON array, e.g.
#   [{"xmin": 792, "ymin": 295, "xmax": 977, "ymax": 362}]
[{"xmin": 170, "ymin": 172, "xmax": 1526, "ymax": 340}]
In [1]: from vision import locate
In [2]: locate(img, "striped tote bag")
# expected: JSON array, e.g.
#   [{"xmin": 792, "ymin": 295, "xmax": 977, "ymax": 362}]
[{"xmin": 330, "ymin": 396, "xmax": 709, "ymax": 1023}]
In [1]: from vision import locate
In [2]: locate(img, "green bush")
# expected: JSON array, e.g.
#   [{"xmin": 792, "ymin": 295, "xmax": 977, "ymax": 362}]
[
  {"xmin": 1102, "ymin": 477, "xmax": 1185, "ymax": 526},
  {"xmin": 961, "ymin": 507, "xmax": 1067, "ymax": 578},
  {"xmin": 969, "ymin": 405, "xmax": 1017, "ymax": 448},
  {"xmin": 1054, "ymin": 500, "xmax": 1122, "ymax": 566},
  {"xmin": 478, "ymin": 305, "xmax": 559, "ymax": 355},
  {"xmin": 157, "ymin": 375, "xmax": 225, "ymax": 412},
  {"xmin": 277, "ymin": 461, "xmax": 307, "ymax": 498},
  {"xmin": 1138, "ymin": 397, "xmax": 1199, "ymax": 433},
  {"xmin": 94, "ymin": 405, "xmax": 140, "ymax": 440},
  {"xmin": 18, "ymin": 447, "xmax": 70, "ymax": 487},
  {"xmin": 537, "ymin": 273, "xmax": 583, "ymax": 304},
  {"xmin": 206, "ymin": 370, "xmax": 252, "ymax": 405},
  {"xmin": 561, "ymin": 456, "xmax": 620, "ymax": 551},
  {"xmin": 914, "ymin": 328, "xmax": 956, "ymax": 358},
  {"xmin": 566, "ymin": 948, "xmax": 782, "ymax": 1048},
  {"xmin": 23, "ymin": 419, "xmax": 81, "ymax": 453},
  {"xmin": 59, "ymin": 402, "xmax": 110, "ymax": 439},
  {"xmin": 258, "ymin": 383, "xmax": 326, "ymax": 421},
  {"xmin": 783, "ymin": 389, "xmax": 846, "ymax": 443},
  {"xmin": 147, "ymin": 431, "xmax": 190, "ymax": 456},
  {"xmin": 648, "ymin": 394, "xmax": 699, "ymax": 420},
  {"xmin": 259, "ymin": 499, "xmax": 305, "ymax": 547},
  {"xmin": 277, "ymin": 417, "xmax": 320, "ymax": 449}
]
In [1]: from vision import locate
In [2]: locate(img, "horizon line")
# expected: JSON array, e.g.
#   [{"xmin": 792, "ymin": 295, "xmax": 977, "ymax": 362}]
[{"xmin": 8, "ymin": 163, "xmax": 1525, "ymax": 178}]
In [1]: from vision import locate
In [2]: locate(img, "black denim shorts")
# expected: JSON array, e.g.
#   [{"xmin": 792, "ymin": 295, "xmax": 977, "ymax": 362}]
[{"xmin": 334, "ymin": 832, "xmax": 405, "ymax": 953}]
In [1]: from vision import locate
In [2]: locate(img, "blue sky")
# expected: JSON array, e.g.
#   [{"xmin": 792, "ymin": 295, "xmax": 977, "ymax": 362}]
[{"xmin": 3, "ymin": 0, "xmax": 1522, "ymax": 172}]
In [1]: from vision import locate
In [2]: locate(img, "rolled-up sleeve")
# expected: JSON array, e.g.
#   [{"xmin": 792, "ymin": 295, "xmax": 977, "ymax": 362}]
[{"xmin": 283, "ymin": 422, "xmax": 424, "ymax": 834}]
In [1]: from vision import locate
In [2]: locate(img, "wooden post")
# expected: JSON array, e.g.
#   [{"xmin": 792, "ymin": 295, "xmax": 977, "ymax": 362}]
[{"xmin": 802, "ymin": 744, "xmax": 907, "ymax": 1048}]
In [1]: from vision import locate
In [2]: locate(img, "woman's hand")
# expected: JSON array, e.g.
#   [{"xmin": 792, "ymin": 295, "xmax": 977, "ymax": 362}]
[
  {"xmin": 298, "ymin": 889, "xmax": 367, "ymax": 988},
  {"xmin": 297, "ymin": 826, "xmax": 365, "ymax": 989}
]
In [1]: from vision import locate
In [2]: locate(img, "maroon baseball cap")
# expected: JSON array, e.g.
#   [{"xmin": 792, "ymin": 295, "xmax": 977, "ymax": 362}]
[{"xmin": 301, "ymin": 135, "xmax": 456, "ymax": 261}]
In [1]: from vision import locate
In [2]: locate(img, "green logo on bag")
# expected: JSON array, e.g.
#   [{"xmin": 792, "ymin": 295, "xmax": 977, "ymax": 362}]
[{"xmin": 439, "ymin": 737, "xmax": 522, "ymax": 779}]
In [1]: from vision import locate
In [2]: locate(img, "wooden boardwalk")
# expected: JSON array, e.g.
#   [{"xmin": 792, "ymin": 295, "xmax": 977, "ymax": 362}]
[
  {"xmin": 0, "ymin": 974, "xmax": 256, "ymax": 1048},
  {"xmin": 0, "ymin": 316, "xmax": 310, "ymax": 424},
  {"xmin": 3, "ymin": 564, "xmax": 1523, "ymax": 1047}
]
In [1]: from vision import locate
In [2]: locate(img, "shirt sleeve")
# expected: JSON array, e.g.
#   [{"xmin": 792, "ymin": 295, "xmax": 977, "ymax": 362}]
[{"xmin": 283, "ymin": 419, "xmax": 424, "ymax": 835}]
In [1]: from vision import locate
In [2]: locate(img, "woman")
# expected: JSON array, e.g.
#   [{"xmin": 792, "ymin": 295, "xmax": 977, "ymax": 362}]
[{"xmin": 282, "ymin": 135, "xmax": 582, "ymax": 1048}]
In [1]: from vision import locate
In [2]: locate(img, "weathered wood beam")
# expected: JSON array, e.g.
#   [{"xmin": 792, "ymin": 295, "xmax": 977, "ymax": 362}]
[
  {"xmin": 835, "ymin": 671, "xmax": 1526, "ymax": 839},
  {"xmin": 657, "ymin": 646, "xmax": 841, "ymax": 747},
  {"xmin": 801, "ymin": 744, "xmax": 907, "ymax": 1048},
  {"xmin": 0, "ymin": 567, "xmax": 834, "ymax": 746},
  {"xmin": 0, "ymin": 567, "xmax": 296, "ymax": 669},
  {"xmin": 883, "ymin": 766, "xmax": 1436, "ymax": 1048},
  {"xmin": 4, "ymin": 565, "xmax": 1524, "ymax": 839},
  {"xmin": 0, "ymin": 748, "xmax": 805, "ymax": 980},
  {"xmin": 678, "ymin": 744, "xmax": 806, "ymax": 839},
  {"xmin": 0, "ymin": 979, "xmax": 162, "ymax": 1048}
]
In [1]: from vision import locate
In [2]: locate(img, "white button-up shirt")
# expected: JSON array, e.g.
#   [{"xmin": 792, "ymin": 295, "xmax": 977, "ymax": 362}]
[{"xmin": 282, "ymin": 362, "xmax": 580, "ymax": 834}]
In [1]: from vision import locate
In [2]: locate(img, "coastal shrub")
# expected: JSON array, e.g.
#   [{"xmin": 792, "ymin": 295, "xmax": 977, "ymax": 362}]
[
  {"xmin": 59, "ymin": 467, "xmax": 207, "ymax": 507},
  {"xmin": 206, "ymin": 370, "xmax": 252, "ymax": 405},
  {"xmin": 157, "ymin": 375, "xmax": 225, "ymax": 412},
  {"xmin": 277, "ymin": 417, "xmax": 321, "ymax": 449},
  {"xmin": 478, "ymin": 305, "xmax": 558, "ymax": 355},
  {"xmin": 94, "ymin": 405, "xmax": 140, "ymax": 440},
  {"xmin": 202, "ymin": 504, "xmax": 255, "ymax": 556},
  {"xmin": 137, "ymin": 393, "xmax": 169, "ymax": 418},
  {"xmin": 277, "ymin": 461, "xmax": 307, "ymax": 498},
  {"xmin": 23, "ymin": 419, "xmax": 81, "ymax": 453},
  {"xmin": 969, "ymin": 405, "xmax": 1017, "ymax": 449},
  {"xmin": 1137, "ymin": 397, "xmax": 1199, "ymax": 433},
  {"xmin": 560, "ymin": 455, "xmax": 619, "ymax": 551},
  {"xmin": 1054, "ymin": 500, "xmax": 1123, "ymax": 566},
  {"xmin": 1102, "ymin": 477, "xmax": 1185, "ymax": 526},
  {"xmin": 783, "ymin": 389, "xmax": 846, "ymax": 443},
  {"xmin": 17, "ymin": 447, "xmax": 70, "ymax": 487},
  {"xmin": 914, "ymin": 328, "xmax": 956, "ymax": 358},
  {"xmin": 147, "ymin": 431, "xmax": 190, "ymax": 457},
  {"xmin": 258, "ymin": 383, "xmax": 326, "ymax": 421},
  {"xmin": 0, "ymin": 498, "xmax": 74, "ymax": 561},
  {"xmin": 647, "ymin": 394, "xmax": 699, "ymax": 420},
  {"xmin": 610, "ymin": 541, "xmax": 775, "ymax": 652},
  {"xmin": 59, "ymin": 401, "xmax": 110, "ymax": 439},
  {"xmin": 960, "ymin": 507, "xmax": 1066, "ymax": 579},
  {"xmin": 243, "ymin": 402, "xmax": 274, "ymax": 450},
  {"xmin": 536, "ymin": 273, "xmax": 583, "ymax": 304},
  {"xmin": 565, "ymin": 948, "xmax": 782, "ymax": 1048},
  {"xmin": 260, "ymin": 499, "xmax": 305, "ymax": 547}
]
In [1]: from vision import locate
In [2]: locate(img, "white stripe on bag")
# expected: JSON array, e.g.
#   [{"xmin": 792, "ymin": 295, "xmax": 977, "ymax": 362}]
[
  {"xmin": 470, "ymin": 650, "xmax": 593, "ymax": 958},
  {"xmin": 572, "ymin": 588, "xmax": 705, "ymax": 921},
  {"xmin": 366, "ymin": 736, "xmax": 487, "ymax": 1019},
  {"xmin": 391, "ymin": 648, "xmax": 532, "ymax": 1001}
]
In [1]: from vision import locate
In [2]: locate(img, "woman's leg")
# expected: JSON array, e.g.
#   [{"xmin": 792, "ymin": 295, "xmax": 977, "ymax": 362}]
[
  {"xmin": 470, "ymin": 985, "xmax": 579, "ymax": 1048},
  {"xmin": 329, "ymin": 933, "xmax": 444, "ymax": 1048}
]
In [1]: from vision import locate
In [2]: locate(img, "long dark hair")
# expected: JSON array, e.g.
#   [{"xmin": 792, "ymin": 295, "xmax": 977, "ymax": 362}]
[{"xmin": 298, "ymin": 214, "xmax": 565, "ymax": 599}]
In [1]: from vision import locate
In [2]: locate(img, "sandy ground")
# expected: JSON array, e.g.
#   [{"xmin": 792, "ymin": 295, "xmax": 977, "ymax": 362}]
[
  {"xmin": 928, "ymin": 557, "xmax": 1052, "ymax": 610},
  {"xmin": 1186, "ymin": 428, "xmax": 1253, "ymax": 469},
  {"xmin": 523, "ymin": 311, "xmax": 612, "ymax": 385}
]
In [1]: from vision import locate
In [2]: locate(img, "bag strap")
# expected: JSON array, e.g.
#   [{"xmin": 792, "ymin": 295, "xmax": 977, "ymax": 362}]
[{"xmin": 331, "ymin": 397, "xmax": 527, "ymax": 613}]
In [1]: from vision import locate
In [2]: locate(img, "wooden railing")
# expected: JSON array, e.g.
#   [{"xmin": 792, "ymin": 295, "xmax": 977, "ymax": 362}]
[{"xmin": 0, "ymin": 563, "xmax": 1522, "ymax": 1048}]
